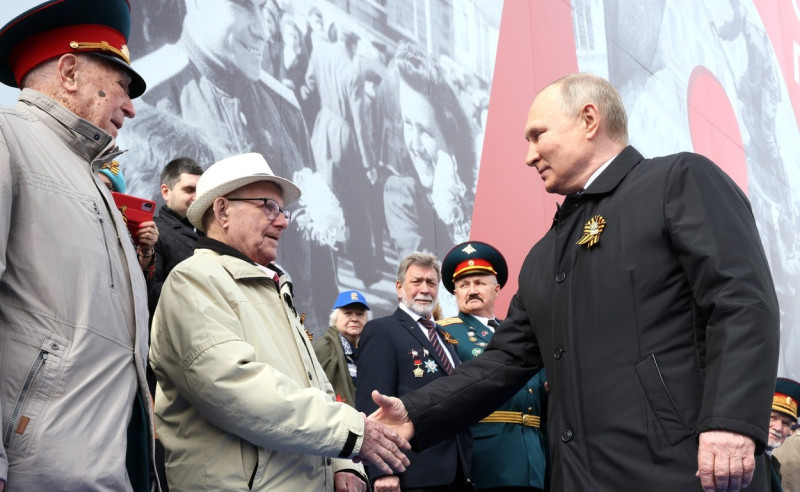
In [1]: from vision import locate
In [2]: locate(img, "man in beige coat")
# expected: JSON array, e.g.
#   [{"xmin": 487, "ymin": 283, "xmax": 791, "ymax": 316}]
[{"xmin": 149, "ymin": 153, "xmax": 409, "ymax": 491}]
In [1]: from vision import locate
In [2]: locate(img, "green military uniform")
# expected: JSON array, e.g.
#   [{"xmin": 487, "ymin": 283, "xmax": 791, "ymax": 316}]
[{"xmin": 440, "ymin": 313, "xmax": 547, "ymax": 490}]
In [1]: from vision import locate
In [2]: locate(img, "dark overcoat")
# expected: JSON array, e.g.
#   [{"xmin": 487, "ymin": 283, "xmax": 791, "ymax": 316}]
[{"xmin": 402, "ymin": 146, "xmax": 780, "ymax": 491}]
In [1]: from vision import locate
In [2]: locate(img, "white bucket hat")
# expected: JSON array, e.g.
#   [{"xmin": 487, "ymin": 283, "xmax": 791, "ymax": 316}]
[{"xmin": 187, "ymin": 153, "xmax": 301, "ymax": 232}]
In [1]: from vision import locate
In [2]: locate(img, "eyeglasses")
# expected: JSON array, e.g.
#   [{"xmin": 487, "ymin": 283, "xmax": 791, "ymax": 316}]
[{"xmin": 227, "ymin": 197, "xmax": 291, "ymax": 222}]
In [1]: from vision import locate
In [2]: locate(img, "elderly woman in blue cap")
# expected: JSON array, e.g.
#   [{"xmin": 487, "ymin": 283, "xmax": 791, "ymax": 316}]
[
  {"xmin": 313, "ymin": 290, "xmax": 372, "ymax": 407},
  {"xmin": 98, "ymin": 160, "xmax": 159, "ymax": 273}
]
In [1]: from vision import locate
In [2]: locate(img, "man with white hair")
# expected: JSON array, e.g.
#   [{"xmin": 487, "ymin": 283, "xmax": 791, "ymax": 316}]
[
  {"xmin": 149, "ymin": 153, "xmax": 409, "ymax": 491},
  {"xmin": 356, "ymin": 252, "xmax": 473, "ymax": 491}
]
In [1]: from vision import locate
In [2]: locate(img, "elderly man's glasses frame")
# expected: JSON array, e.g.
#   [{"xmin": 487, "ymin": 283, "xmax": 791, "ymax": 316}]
[{"xmin": 226, "ymin": 197, "xmax": 291, "ymax": 222}]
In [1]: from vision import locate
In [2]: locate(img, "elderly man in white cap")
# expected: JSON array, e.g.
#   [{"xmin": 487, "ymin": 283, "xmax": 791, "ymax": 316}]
[{"xmin": 149, "ymin": 153, "xmax": 410, "ymax": 492}]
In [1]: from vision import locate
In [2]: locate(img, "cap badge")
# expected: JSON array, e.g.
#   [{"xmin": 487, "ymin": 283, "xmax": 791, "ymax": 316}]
[
  {"xmin": 350, "ymin": 292, "xmax": 358, "ymax": 300},
  {"xmin": 462, "ymin": 244, "xmax": 477, "ymax": 255},
  {"xmin": 577, "ymin": 215, "xmax": 606, "ymax": 248}
]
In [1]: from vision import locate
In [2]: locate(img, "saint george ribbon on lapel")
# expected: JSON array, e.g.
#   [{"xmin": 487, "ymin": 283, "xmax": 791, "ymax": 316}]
[{"xmin": 419, "ymin": 318, "xmax": 453, "ymax": 374}]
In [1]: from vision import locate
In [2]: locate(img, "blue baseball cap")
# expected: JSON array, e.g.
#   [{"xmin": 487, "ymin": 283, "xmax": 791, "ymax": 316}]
[{"xmin": 332, "ymin": 290, "xmax": 370, "ymax": 310}]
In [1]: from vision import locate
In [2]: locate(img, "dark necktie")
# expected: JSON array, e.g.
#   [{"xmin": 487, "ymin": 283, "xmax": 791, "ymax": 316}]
[
  {"xmin": 419, "ymin": 318, "xmax": 453, "ymax": 375},
  {"xmin": 487, "ymin": 318, "xmax": 500, "ymax": 329}
]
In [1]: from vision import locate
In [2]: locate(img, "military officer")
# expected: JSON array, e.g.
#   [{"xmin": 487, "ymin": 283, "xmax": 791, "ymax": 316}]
[
  {"xmin": 771, "ymin": 378, "xmax": 800, "ymax": 491},
  {"xmin": 438, "ymin": 241, "xmax": 548, "ymax": 491}
]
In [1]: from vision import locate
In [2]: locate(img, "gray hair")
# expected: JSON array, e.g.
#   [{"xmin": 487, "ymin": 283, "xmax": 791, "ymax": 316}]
[
  {"xmin": 550, "ymin": 72, "xmax": 628, "ymax": 145},
  {"xmin": 328, "ymin": 306, "xmax": 374, "ymax": 328},
  {"xmin": 396, "ymin": 252, "xmax": 441, "ymax": 283}
]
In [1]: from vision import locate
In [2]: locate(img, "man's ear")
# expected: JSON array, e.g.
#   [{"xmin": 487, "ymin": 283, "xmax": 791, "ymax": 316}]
[
  {"xmin": 56, "ymin": 54, "xmax": 80, "ymax": 93},
  {"xmin": 160, "ymin": 183, "xmax": 170, "ymax": 202},
  {"xmin": 212, "ymin": 197, "xmax": 230, "ymax": 228},
  {"xmin": 581, "ymin": 102, "xmax": 600, "ymax": 139}
]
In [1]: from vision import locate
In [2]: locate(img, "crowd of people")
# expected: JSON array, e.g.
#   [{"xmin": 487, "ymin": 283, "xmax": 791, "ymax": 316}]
[
  {"xmin": 0, "ymin": 1, "xmax": 798, "ymax": 492},
  {"xmin": 118, "ymin": 0, "xmax": 491, "ymax": 327}
]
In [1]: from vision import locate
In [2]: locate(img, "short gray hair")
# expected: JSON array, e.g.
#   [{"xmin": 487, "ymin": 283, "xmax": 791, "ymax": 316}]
[
  {"xmin": 396, "ymin": 252, "xmax": 441, "ymax": 283},
  {"xmin": 550, "ymin": 72, "xmax": 628, "ymax": 145}
]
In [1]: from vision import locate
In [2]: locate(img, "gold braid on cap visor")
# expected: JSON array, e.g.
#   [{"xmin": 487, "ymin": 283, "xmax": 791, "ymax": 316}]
[{"xmin": 70, "ymin": 40, "xmax": 130, "ymax": 64}]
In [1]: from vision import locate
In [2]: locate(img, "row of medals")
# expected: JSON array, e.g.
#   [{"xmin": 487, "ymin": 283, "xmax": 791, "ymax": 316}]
[
  {"xmin": 411, "ymin": 330, "xmax": 490, "ymax": 377},
  {"xmin": 411, "ymin": 348, "xmax": 438, "ymax": 377}
]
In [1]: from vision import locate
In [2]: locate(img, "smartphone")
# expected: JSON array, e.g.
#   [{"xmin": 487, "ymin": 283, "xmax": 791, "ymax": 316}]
[{"xmin": 111, "ymin": 192, "xmax": 156, "ymax": 244}]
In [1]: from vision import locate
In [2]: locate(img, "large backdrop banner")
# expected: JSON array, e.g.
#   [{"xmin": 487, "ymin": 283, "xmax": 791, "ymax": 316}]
[{"xmin": 3, "ymin": 0, "xmax": 793, "ymax": 377}]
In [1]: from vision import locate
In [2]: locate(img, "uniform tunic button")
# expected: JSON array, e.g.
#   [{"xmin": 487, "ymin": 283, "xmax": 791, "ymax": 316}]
[
  {"xmin": 561, "ymin": 429, "xmax": 573, "ymax": 442},
  {"xmin": 50, "ymin": 342, "xmax": 60, "ymax": 351},
  {"xmin": 555, "ymin": 272, "xmax": 566, "ymax": 283},
  {"xmin": 528, "ymin": 388, "xmax": 533, "ymax": 394},
  {"xmin": 527, "ymin": 407, "xmax": 533, "ymax": 412},
  {"xmin": 553, "ymin": 347, "xmax": 564, "ymax": 359}
]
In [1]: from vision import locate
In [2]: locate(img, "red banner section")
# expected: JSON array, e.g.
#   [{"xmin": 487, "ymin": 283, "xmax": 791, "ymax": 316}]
[{"xmin": 471, "ymin": 0, "xmax": 577, "ymax": 315}]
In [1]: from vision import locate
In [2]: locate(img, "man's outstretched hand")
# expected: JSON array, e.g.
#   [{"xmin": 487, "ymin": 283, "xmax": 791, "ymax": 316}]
[
  {"xmin": 355, "ymin": 391, "xmax": 416, "ymax": 474},
  {"xmin": 368, "ymin": 390, "xmax": 415, "ymax": 441}
]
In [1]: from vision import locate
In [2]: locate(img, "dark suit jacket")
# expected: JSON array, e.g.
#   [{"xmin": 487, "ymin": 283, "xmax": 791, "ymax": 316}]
[
  {"xmin": 150, "ymin": 205, "xmax": 202, "ymax": 317},
  {"xmin": 356, "ymin": 307, "xmax": 472, "ymax": 489},
  {"xmin": 400, "ymin": 147, "xmax": 780, "ymax": 491}
]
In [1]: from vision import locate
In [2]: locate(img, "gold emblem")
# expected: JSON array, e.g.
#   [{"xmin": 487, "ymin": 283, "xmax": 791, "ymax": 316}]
[
  {"xmin": 462, "ymin": 244, "xmax": 477, "ymax": 255},
  {"xmin": 577, "ymin": 215, "xmax": 606, "ymax": 248},
  {"xmin": 413, "ymin": 365, "xmax": 424, "ymax": 378},
  {"xmin": 121, "ymin": 44, "xmax": 130, "ymax": 61},
  {"xmin": 101, "ymin": 160, "xmax": 120, "ymax": 175},
  {"xmin": 442, "ymin": 330, "xmax": 458, "ymax": 345}
]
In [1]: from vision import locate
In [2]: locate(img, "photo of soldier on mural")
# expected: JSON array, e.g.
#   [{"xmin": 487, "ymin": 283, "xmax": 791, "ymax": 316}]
[{"xmin": 117, "ymin": 0, "xmax": 502, "ymax": 336}]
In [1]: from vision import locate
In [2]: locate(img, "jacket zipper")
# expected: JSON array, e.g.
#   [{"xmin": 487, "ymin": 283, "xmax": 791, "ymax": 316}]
[
  {"xmin": 94, "ymin": 201, "xmax": 115, "ymax": 288},
  {"xmin": 4, "ymin": 351, "xmax": 48, "ymax": 447}
]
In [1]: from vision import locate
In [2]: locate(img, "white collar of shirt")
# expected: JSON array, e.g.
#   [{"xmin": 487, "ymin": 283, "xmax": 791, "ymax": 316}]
[
  {"xmin": 472, "ymin": 315, "xmax": 495, "ymax": 332},
  {"xmin": 399, "ymin": 303, "xmax": 456, "ymax": 366},
  {"xmin": 399, "ymin": 302, "xmax": 430, "ymax": 328},
  {"xmin": 583, "ymin": 154, "xmax": 617, "ymax": 190}
]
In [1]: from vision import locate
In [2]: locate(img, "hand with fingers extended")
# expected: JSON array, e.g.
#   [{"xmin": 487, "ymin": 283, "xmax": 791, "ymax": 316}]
[
  {"xmin": 367, "ymin": 390, "xmax": 415, "ymax": 442},
  {"xmin": 355, "ymin": 410, "xmax": 411, "ymax": 475},
  {"xmin": 696, "ymin": 430, "xmax": 756, "ymax": 492}
]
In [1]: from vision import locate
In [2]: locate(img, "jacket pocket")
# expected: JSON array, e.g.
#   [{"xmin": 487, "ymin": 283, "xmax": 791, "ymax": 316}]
[
  {"xmin": 2, "ymin": 332, "xmax": 67, "ymax": 455},
  {"xmin": 634, "ymin": 354, "xmax": 691, "ymax": 445}
]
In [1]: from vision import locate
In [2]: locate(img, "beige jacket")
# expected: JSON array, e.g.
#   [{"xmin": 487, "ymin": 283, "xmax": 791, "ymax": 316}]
[
  {"xmin": 150, "ymin": 243, "xmax": 366, "ymax": 491},
  {"xmin": 0, "ymin": 90, "xmax": 156, "ymax": 490}
]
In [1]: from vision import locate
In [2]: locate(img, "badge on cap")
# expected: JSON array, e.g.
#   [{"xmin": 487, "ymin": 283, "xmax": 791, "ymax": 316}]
[{"xmin": 577, "ymin": 215, "xmax": 606, "ymax": 248}]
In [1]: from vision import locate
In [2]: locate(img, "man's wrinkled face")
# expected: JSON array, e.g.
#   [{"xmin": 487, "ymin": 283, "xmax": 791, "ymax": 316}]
[
  {"xmin": 399, "ymin": 79, "xmax": 446, "ymax": 189},
  {"xmin": 769, "ymin": 410, "xmax": 794, "ymax": 448},
  {"xmin": 69, "ymin": 56, "xmax": 135, "ymax": 138},
  {"xmin": 188, "ymin": 0, "xmax": 270, "ymax": 81},
  {"xmin": 223, "ymin": 180, "xmax": 288, "ymax": 265},
  {"xmin": 163, "ymin": 173, "xmax": 201, "ymax": 219},
  {"xmin": 397, "ymin": 264, "xmax": 439, "ymax": 317},
  {"xmin": 453, "ymin": 273, "xmax": 500, "ymax": 318},
  {"xmin": 524, "ymin": 84, "xmax": 591, "ymax": 195}
]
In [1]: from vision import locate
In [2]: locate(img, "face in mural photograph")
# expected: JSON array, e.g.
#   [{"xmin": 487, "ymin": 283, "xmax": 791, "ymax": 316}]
[
  {"xmin": 184, "ymin": 0, "xmax": 271, "ymax": 81},
  {"xmin": 399, "ymin": 78, "xmax": 447, "ymax": 190}
]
